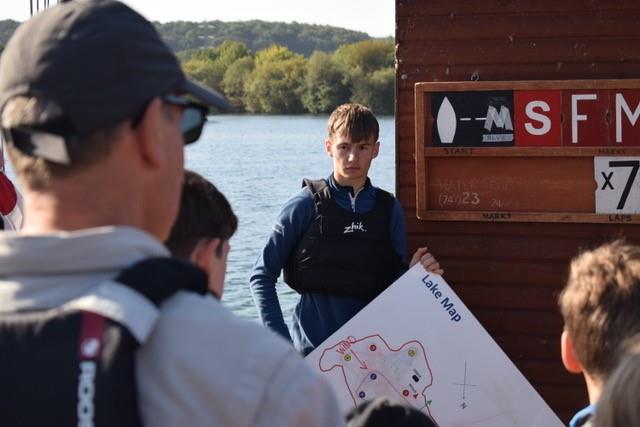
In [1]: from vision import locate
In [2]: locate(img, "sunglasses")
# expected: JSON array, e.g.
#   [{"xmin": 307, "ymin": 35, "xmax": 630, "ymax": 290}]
[
  {"xmin": 131, "ymin": 95, "xmax": 209, "ymax": 144},
  {"xmin": 162, "ymin": 95, "xmax": 209, "ymax": 144}
]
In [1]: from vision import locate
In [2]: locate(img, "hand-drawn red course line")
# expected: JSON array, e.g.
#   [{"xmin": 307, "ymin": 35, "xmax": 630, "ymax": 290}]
[{"xmin": 318, "ymin": 334, "xmax": 435, "ymax": 421}]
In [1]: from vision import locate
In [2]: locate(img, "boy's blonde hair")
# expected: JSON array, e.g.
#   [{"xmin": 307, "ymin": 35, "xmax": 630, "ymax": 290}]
[
  {"xmin": 327, "ymin": 103, "xmax": 379, "ymax": 143},
  {"xmin": 558, "ymin": 240, "xmax": 640, "ymax": 381}
]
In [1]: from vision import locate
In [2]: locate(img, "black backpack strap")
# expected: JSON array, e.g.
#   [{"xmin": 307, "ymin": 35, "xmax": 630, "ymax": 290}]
[
  {"xmin": 0, "ymin": 257, "xmax": 208, "ymax": 427},
  {"xmin": 114, "ymin": 257, "xmax": 209, "ymax": 307}
]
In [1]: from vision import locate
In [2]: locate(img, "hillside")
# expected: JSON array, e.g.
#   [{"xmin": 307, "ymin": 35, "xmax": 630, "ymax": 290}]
[
  {"xmin": 156, "ymin": 20, "xmax": 372, "ymax": 56},
  {"xmin": 0, "ymin": 18, "xmax": 394, "ymax": 115},
  {"xmin": 0, "ymin": 19, "xmax": 372, "ymax": 56}
]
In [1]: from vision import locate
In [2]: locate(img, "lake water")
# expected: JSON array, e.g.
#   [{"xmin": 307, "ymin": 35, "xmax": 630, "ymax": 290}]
[
  {"xmin": 3, "ymin": 115, "xmax": 396, "ymax": 322},
  {"xmin": 187, "ymin": 115, "xmax": 396, "ymax": 321}
]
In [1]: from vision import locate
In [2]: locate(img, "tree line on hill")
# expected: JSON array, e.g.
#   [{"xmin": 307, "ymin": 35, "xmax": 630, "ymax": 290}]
[
  {"xmin": 180, "ymin": 39, "xmax": 394, "ymax": 114},
  {"xmin": 0, "ymin": 19, "xmax": 376, "ymax": 58},
  {"xmin": 157, "ymin": 20, "xmax": 373, "ymax": 57},
  {"xmin": 0, "ymin": 19, "xmax": 394, "ymax": 115}
]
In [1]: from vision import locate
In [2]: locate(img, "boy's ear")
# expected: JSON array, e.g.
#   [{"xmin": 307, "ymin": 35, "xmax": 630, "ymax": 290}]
[
  {"xmin": 190, "ymin": 238, "xmax": 221, "ymax": 273},
  {"xmin": 325, "ymin": 138, "xmax": 333, "ymax": 157},
  {"xmin": 372, "ymin": 141, "xmax": 380, "ymax": 158},
  {"xmin": 561, "ymin": 330, "xmax": 584, "ymax": 374}
]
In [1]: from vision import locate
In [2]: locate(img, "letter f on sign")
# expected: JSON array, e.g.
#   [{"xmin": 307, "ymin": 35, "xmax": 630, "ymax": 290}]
[{"xmin": 572, "ymin": 94, "xmax": 597, "ymax": 143}]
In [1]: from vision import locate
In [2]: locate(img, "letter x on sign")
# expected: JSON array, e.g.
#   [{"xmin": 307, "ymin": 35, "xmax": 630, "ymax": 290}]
[{"xmin": 601, "ymin": 171, "xmax": 614, "ymax": 190}]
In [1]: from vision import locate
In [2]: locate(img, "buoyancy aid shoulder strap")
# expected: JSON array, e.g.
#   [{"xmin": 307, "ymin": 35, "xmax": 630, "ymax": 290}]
[
  {"xmin": 374, "ymin": 187, "xmax": 395, "ymax": 212},
  {"xmin": 114, "ymin": 257, "xmax": 209, "ymax": 307},
  {"xmin": 301, "ymin": 178, "xmax": 331, "ymax": 208}
]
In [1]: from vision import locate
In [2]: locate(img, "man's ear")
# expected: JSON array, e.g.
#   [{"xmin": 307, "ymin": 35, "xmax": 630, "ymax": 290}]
[
  {"xmin": 561, "ymin": 330, "xmax": 584, "ymax": 374},
  {"xmin": 325, "ymin": 138, "xmax": 333, "ymax": 157},
  {"xmin": 131, "ymin": 97, "xmax": 164, "ymax": 168},
  {"xmin": 372, "ymin": 141, "xmax": 380, "ymax": 159}
]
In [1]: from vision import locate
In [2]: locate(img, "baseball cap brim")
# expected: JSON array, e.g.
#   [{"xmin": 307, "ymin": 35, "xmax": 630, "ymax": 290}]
[{"xmin": 181, "ymin": 79, "xmax": 230, "ymax": 112}]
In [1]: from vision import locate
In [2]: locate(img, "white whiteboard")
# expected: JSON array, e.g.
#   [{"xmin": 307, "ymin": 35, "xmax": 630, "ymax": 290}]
[{"xmin": 305, "ymin": 265, "xmax": 563, "ymax": 427}]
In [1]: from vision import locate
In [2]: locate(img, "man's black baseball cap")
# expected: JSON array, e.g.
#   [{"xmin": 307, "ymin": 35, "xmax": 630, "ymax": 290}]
[{"xmin": 0, "ymin": 0, "xmax": 229, "ymax": 148}]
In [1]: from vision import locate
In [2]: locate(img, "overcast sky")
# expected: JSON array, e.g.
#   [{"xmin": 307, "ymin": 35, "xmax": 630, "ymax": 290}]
[{"xmin": 2, "ymin": 0, "xmax": 395, "ymax": 38}]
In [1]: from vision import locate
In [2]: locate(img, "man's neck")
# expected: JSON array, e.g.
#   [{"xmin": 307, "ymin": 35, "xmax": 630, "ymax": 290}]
[{"xmin": 20, "ymin": 169, "xmax": 146, "ymax": 235}]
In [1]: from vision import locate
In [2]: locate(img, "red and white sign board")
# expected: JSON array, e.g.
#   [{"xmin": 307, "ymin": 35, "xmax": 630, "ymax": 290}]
[{"xmin": 417, "ymin": 80, "xmax": 640, "ymax": 223}]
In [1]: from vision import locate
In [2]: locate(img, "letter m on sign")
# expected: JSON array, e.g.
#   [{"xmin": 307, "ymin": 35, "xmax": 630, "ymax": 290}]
[{"xmin": 484, "ymin": 106, "xmax": 513, "ymax": 131}]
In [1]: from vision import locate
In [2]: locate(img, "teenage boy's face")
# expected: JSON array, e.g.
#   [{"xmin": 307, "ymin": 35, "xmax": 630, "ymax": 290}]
[{"xmin": 326, "ymin": 133, "xmax": 379, "ymax": 190}]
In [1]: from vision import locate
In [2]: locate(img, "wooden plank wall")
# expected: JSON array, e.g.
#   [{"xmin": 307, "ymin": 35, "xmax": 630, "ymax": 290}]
[{"xmin": 396, "ymin": 0, "xmax": 640, "ymax": 422}]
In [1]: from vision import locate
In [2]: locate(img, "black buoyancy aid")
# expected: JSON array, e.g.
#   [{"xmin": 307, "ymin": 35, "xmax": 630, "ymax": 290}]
[
  {"xmin": 0, "ymin": 257, "xmax": 208, "ymax": 427},
  {"xmin": 283, "ymin": 178, "xmax": 402, "ymax": 300}
]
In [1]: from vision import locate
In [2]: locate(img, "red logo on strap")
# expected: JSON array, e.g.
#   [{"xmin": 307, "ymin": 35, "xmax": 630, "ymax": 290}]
[
  {"xmin": 0, "ymin": 173, "xmax": 17, "ymax": 216},
  {"xmin": 78, "ymin": 312, "xmax": 106, "ymax": 360}
]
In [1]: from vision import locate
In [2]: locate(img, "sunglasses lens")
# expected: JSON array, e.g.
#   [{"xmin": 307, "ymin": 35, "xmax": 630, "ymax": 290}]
[{"xmin": 181, "ymin": 107, "xmax": 205, "ymax": 144}]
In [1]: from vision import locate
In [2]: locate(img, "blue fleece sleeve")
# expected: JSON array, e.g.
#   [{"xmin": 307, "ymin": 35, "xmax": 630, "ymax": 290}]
[{"xmin": 249, "ymin": 189, "xmax": 315, "ymax": 341}]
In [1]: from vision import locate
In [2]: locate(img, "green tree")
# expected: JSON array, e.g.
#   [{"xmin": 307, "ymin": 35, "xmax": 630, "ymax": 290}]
[
  {"xmin": 301, "ymin": 51, "xmax": 350, "ymax": 114},
  {"xmin": 332, "ymin": 39, "xmax": 395, "ymax": 114},
  {"xmin": 333, "ymin": 39, "xmax": 394, "ymax": 75},
  {"xmin": 254, "ymin": 44, "xmax": 298, "ymax": 65},
  {"xmin": 221, "ymin": 56, "xmax": 255, "ymax": 112},
  {"xmin": 244, "ymin": 45, "xmax": 307, "ymax": 113},
  {"xmin": 154, "ymin": 19, "xmax": 370, "ymax": 56},
  {"xmin": 350, "ymin": 68, "xmax": 395, "ymax": 115},
  {"xmin": 216, "ymin": 40, "xmax": 252, "ymax": 69},
  {"xmin": 181, "ymin": 47, "xmax": 224, "ymax": 90},
  {"xmin": 181, "ymin": 41, "xmax": 251, "ymax": 93}
]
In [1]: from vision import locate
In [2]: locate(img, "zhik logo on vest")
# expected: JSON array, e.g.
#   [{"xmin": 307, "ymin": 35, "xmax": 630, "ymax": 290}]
[{"xmin": 344, "ymin": 221, "xmax": 367, "ymax": 234}]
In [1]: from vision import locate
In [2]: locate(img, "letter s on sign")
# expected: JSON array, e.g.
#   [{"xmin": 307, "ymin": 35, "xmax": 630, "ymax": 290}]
[{"xmin": 524, "ymin": 101, "xmax": 551, "ymax": 136}]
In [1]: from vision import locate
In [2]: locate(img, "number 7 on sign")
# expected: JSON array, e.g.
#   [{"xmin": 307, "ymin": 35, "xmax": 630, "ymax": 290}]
[{"xmin": 595, "ymin": 157, "xmax": 640, "ymax": 214}]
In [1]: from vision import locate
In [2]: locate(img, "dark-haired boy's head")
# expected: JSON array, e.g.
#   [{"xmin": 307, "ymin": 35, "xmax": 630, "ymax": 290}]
[
  {"xmin": 166, "ymin": 170, "xmax": 237, "ymax": 298},
  {"xmin": 346, "ymin": 397, "xmax": 438, "ymax": 427}
]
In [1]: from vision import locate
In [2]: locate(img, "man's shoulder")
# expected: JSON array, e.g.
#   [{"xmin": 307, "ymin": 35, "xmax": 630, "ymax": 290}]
[
  {"xmin": 136, "ymin": 292, "xmax": 341, "ymax": 426},
  {"xmin": 148, "ymin": 292, "xmax": 294, "ymax": 361}
]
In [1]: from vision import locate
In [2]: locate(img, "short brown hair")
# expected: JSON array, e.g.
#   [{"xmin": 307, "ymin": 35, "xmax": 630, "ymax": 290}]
[
  {"xmin": 559, "ymin": 240, "xmax": 640, "ymax": 380},
  {"xmin": 327, "ymin": 103, "xmax": 379, "ymax": 143},
  {"xmin": 1, "ymin": 96, "xmax": 121, "ymax": 190},
  {"xmin": 165, "ymin": 170, "xmax": 238, "ymax": 259}
]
